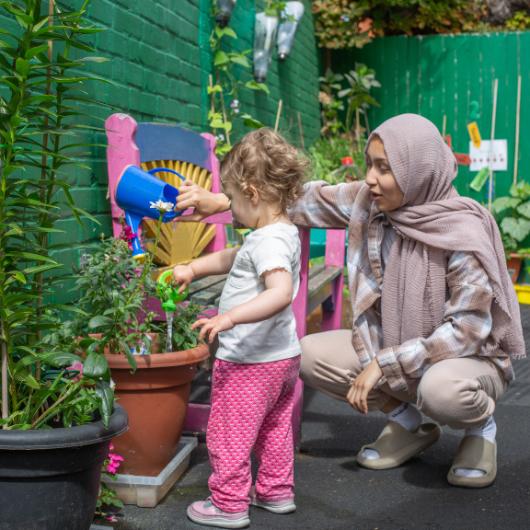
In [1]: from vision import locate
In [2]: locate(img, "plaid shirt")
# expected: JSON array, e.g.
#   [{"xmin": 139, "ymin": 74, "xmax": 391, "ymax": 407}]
[{"xmin": 290, "ymin": 181, "xmax": 514, "ymax": 392}]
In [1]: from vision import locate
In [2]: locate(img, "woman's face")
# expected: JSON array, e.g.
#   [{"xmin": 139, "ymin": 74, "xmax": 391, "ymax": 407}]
[{"xmin": 365, "ymin": 137, "xmax": 404, "ymax": 212}]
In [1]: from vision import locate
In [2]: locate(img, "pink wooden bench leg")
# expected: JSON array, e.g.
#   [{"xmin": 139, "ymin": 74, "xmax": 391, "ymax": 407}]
[
  {"xmin": 183, "ymin": 403, "xmax": 211, "ymax": 434},
  {"xmin": 291, "ymin": 377, "xmax": 304, "ymax": 448},
  {"xmin": 321, "ymin": 229, "xmax": 346, "ymax": 332}
]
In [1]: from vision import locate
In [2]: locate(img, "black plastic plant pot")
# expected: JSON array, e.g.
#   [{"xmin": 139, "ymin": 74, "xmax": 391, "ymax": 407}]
[{"xmin": 0, "ymin": 405, "xmax": 128, "ymax": 530}]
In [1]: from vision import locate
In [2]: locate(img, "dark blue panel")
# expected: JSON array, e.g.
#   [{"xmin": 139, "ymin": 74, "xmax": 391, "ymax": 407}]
[{"xmin": 136, "ymin": 123, "xmax": 212, "ymax": 171}]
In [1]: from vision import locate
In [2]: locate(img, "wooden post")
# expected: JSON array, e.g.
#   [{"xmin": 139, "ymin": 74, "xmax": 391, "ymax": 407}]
[
  {"xmin": 513, "ymin": 75, "xmax": 522, "ymax": 186},
  {"xmin": 297, "ymin": 111, "xmax": 304, "ymax": 149},
  {"xmin": 274, "ymin": 99, "xmax": 283, "ymax": 133},
  {"xmin": 488, "ymin": 79, "xmax": 498, "ymax": 211}
]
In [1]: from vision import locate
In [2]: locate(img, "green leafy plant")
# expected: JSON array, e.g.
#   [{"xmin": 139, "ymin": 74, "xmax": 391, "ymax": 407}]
[
  {"xmin": 70, "ymin": 222, "xmax": 200, "ymax": 370},
  {"xmin": 338, "ymin": 63, "xmax": 380, "ymax": 136},
  {"xmin": 94, "ymin": 443, "xmax": 124, "ymax": 524},
  {"xmin": 309, "ymin": 135, "xmax": 366, "ymax": 184},
  {"xmin": 318, "ymin": 69, "xmax": 344, "ymax": 137},
  {"xmin": 208, "ymin": 4, "xmax": 269, "ymax": 155},
  {"xmin": 492, "ymin": 181, "xmax": 530, "ymax": 255},
  {"xmin": 0, "ymin": 0, "xmax": 115, "ymax": 429},
  {"xmin": 312, "ymin": 0, "xmax": 489, "ymax": 49},
  {"xmin": 506, "ymin": 10, "xmax": 530, "ymax": 30}
]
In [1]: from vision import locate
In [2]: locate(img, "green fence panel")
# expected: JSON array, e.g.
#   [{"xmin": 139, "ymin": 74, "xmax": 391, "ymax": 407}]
[{"xmin": 333, "ymin": 32, "xmax": 530, "ymax": 202}]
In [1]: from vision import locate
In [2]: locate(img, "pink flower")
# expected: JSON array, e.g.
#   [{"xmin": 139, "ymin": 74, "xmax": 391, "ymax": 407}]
[{"xmin": 66, "ymin": 361, "xmax": 83, "ymax": 382}]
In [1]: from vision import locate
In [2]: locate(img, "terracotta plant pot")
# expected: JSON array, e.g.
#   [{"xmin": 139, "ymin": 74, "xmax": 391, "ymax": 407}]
[
  {"xmin": 106, "ymin": 339, "xmax": 209, "ymax": 476},
  {"xmin": 507, "ymin": 254, "xmax": 523, "ymax": 284}
]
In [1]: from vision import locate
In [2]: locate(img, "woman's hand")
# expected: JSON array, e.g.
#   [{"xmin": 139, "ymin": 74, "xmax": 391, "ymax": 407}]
[
  {"xmin": 192, "ymin": 313, "xmax": 235, "ymax": 343},
  {"xmin": 176, "ymin": 180, "xmax": 230, "ymax": 222},
  {"xmin": 172, "ymin": 264, "xmax": 194, "ymax": 293},
  {"xmin": 347, "ymin": 359, "xmax": 383, "ymax": 414}
]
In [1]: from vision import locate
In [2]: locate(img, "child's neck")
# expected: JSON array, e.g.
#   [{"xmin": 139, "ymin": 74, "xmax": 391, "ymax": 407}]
[{"xmin": 254, "ymin": 205, "xmax": 290, "ymax": 229}]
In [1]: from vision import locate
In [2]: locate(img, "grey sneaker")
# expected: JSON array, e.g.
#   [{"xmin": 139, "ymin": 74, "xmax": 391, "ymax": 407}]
[{"xmin": 187, "ymin": 498, "xmax": 250, "ymax": 529}]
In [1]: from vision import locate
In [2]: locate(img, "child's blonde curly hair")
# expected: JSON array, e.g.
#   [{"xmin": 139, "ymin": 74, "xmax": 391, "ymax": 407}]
[{"xmin": 220, "ymin": 128, "xmax": 308, "ymax": 213}]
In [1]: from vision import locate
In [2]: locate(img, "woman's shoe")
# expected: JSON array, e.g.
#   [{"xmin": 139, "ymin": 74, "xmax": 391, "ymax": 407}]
[
  {"xmin": 356, "ymin": 421, "xmax": 441, "ymax": 470},
  {"xmin": 447, "ymin": 436, "xmax": 497, "ymax": 488},
  {"xmin": 187, "ymin": 498, "xmax": 250, "ymax": 529}
]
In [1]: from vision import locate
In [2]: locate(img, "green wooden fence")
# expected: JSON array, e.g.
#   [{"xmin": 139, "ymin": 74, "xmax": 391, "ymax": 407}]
[{"xmin": 333, "ymin": 31, "xmax": 530, "ymax": 201}]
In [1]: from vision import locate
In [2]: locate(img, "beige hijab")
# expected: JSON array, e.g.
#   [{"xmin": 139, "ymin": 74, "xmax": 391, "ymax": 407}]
[{"xmin": 367, "ymin": 113, "xmax": 525, "ymax": 359}]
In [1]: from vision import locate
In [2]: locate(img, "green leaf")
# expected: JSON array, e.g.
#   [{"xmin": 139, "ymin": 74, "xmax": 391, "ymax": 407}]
[
  {"xmin": 83, "ymin": 352, "xmax": 109, "ymax": 379},
  {"xmin": 207, "ymin": 84, "xmax": 223, "ymax": 94},
  {"xmin": 229, "ymin": 54, "xmax": 250, "ymax": 68},
  {"xmin": 492, "ymin": 197, "xmax": 520, "ymax": 215},
  {"xmin": 241, "ymin": 113, "xmax": 264, "ymax": 129},
  {"xmin": 245, "ymin": 80, "xmax": 270, "ymax": 94},
  {"xmin": 215, "ymin": 26, "xmax": 237, "ymax": 39},
  {"xmin": 23, "ymin": 263, "xmax": 62, "ymax": 274},
  {"xmin": 88, "ymin": 315, "xmax": 112, "ymax": 329},
  {"xmin": 95, "ymin": 381, "xmax": 114, "ymax": 427},
  {"xmin": 501, "ymin": 217, "xmax": 530, "ymax": 243},
  {"xmin": 9, "ymin": 252, "xmax": 58, "ymax": 264},
  {"xmin": 516, "ymin": 201, "xmax": 530, "ymax": 219},
  {"xmin": 41, "ymin": 351, "xmax": 82, "ymax": 368},
  {"xmin": 25, "ymin": 44, "xmax": 49, "ymax": 59},
  {"xmin": 214, "ymin": 50, "xmax": 229, "ymax": 67},
  {"xmin": 15, "ymin": 57, "xmax": 30, "ymax": 77}
]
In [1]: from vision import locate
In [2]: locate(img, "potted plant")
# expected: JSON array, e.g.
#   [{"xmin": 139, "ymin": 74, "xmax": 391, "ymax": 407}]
[
  {"xmin": 0, "ymin": 2, "xmax": 127, "ymax": 528},
  {"xmin": 72, "ymin": 228, "xmax": 209, "ymax": 477},
  {"xmin": 492, "ymin": 181, "xmax": 530, "ymax": 283}
]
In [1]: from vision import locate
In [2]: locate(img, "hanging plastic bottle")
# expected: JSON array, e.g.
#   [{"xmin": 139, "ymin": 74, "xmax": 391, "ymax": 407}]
[
  {"xmin": 277, "ymin": 1, "xmax": 305, "ymax": 60},
  {"xmin": 253, "ymin": 12, "xmax": 279, "ymax": 82}
]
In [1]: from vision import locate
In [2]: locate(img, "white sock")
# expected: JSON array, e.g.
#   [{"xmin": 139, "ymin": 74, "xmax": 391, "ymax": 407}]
[
  {"xmin": 360, "ymin": 403, "xmax": 422, "ymax": 461},
  {"xmin": 454, "ymin": 416, "xmax": 496, "ymax": 478},
  {"xmin": 387, "ymin": 402, "xmax": 422, "ymax": 432}
]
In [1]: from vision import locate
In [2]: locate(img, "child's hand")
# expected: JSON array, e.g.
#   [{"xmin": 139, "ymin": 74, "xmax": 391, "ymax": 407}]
[
  {"xmin": 172, "ymin": 264, "xmax": 194, "ymax": 293},
  {"xmin": 192, "ymin": 313, "xmax": 235, "ymax": 343}
]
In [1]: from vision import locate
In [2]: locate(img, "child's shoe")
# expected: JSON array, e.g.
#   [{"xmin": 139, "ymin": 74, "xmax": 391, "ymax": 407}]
[
  {"xmin": 187, "ymin": 498, "xmax": 250, "ymax": 529},
  {"xmin": 250, "ymin": 494, "xmax": 296, "ymax": 514}
]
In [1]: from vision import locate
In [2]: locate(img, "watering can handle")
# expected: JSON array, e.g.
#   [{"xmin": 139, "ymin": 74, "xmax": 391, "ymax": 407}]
[{"xmin": 148, "ymin": 167, "xmax": 186, "ymax": 182}]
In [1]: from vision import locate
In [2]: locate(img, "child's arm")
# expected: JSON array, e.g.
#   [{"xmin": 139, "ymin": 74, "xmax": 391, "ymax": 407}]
[
  {"xmin": 172, "ymin": 247, "xmax": 238, "ymax": 292},
  {"xmin": 192, "ymin": 269, "xmax": 293, "ymax": 343}
]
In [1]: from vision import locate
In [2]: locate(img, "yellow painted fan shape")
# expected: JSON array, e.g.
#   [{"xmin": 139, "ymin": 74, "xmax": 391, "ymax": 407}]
[{"xmin": 140, "ymin": 160, "xmax": 216, "ymax": 267}]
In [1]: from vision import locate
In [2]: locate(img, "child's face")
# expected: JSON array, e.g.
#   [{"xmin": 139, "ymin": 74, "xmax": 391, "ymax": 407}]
[
  {"xmin": 365, "ymin": 137, "xmax": 404, "ymax": 212},
  {"xmin": 223, "ymin": 182, "xmax": 258, "ymax": 228}
]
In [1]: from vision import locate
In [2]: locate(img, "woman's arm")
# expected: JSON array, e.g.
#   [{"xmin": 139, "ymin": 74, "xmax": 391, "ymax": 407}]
[
  {"xmin": 376, "ymin": 251, "xmax": 494, "ymax": 392},
  {"xmin": 175, "ymin": 180, "xmax": 230, "ymax": 222},
  {"xmin": 192, "ymin": 270, "xmax": 292, "ymax": 343},
  {"xmin": 288, "ymin": 180, "xmax": 365, "ymax": 229}
]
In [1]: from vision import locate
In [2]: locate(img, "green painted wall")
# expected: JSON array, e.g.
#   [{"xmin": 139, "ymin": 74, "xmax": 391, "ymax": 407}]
[
  {"xmin": 41, "ymin": 0, "xmax": 321, "ymax": 301},
  {"xmin": 333, "ymin": 32, "xmax": 530, "ymax": 202}
]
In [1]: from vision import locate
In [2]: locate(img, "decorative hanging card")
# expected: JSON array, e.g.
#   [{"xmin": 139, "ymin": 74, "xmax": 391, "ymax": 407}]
[{"xmin": 469, "ymin": 140, "xmax": 508, "ymax": 171}]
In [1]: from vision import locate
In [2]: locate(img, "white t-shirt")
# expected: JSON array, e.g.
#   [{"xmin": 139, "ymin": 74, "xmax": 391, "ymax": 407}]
[{"xmin": 216, "ymin": 222, "xmax": 301, "ymax": 364}]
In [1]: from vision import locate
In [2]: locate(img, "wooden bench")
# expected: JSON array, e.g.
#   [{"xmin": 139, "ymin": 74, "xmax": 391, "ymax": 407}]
[{"xmin": 105, "ymin": 113, "xmax": 346, "ymax": 443}]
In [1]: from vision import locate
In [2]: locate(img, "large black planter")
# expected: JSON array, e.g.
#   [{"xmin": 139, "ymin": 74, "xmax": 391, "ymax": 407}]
[{"xmin": 0, "ymin": 405, "xmax": 128, "ymax": 530}]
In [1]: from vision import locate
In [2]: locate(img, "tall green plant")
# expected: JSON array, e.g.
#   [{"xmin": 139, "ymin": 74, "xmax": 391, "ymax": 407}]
[
  {"xmin": 0, "ymin": 0, "xmax": 112, "ymax": 429},
  {"xmin": 208, "ymin": 3, "xmax": 269, "ymax": 155}
]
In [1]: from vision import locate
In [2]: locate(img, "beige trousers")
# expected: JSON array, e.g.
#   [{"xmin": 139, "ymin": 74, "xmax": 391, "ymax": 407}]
[{"xmin": 300, "ymin": 330, "xmax": 507, "ymax": 430}]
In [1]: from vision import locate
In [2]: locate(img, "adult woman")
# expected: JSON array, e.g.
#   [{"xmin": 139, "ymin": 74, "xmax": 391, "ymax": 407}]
[{"xmin": 176, "ymin": 115, "xmax": 525, "ymax": 488}]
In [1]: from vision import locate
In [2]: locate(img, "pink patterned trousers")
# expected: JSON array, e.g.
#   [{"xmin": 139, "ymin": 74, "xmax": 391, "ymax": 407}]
[{"xmin": 207, "ymin": 356, "xmax": 301, "ymax": 513}]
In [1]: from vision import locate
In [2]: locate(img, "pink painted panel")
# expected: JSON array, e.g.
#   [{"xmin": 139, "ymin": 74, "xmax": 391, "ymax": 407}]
[
  {"xmin": 105, "ymin": 113, "xmax": 140, "ymax": 237},
  {"xmin": 201, "ymin": 132, "xmax": 227, "ymax": 253},
  {"xmin": 292, "ymin": 227, "xmax": 310, "ymax": 338},
  {"xmin": 322, "ymin": 229, "xmax": 347, "ymax": 331}
]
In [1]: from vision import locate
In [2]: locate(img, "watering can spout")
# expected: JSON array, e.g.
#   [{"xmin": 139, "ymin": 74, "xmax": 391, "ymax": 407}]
[{"xmin": 115, "ymin": 165, "xmax": 185, "ymax": 258}]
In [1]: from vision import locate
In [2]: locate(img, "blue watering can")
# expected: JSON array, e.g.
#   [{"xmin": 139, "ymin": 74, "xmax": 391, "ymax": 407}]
[{"xmin": 115, "ymin": 165, "xmax": 185, "ymax": 258}]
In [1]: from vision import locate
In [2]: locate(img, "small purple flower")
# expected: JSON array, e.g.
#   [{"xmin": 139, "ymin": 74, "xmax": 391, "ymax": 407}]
[{"xmin": 341, "ymin": 14, "xmax": 350, "ymax": 22}]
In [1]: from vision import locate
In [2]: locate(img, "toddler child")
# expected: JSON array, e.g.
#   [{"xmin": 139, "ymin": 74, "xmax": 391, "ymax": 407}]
[{"xmin": 172, "ymin": 128, "xmax": 307, "ymax": 529}]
